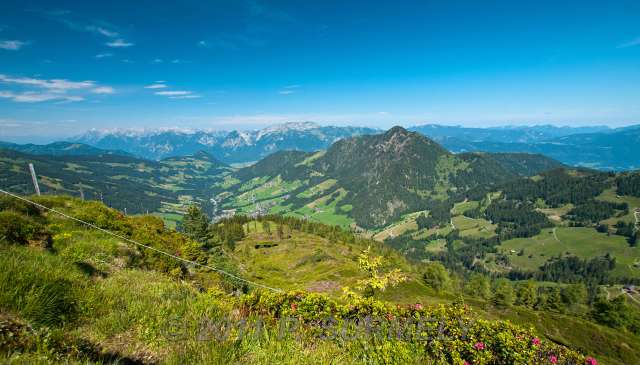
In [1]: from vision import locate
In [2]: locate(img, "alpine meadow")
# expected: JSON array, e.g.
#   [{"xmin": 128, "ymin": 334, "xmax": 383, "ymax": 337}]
[{"xmin": 1, "ymin": 1, "xmax": 640, "ymax": 365}]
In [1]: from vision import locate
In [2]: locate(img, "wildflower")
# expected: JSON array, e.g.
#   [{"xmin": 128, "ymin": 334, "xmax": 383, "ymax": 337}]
[
  {"xmin": 585, "ymin": 357, "xmax": 597, "ymax": 365},
  {"xmin": 415, "ymin": 303, "xmax": 423, "ymax": 310},
  {"xmin": 290, "ymin": 303, "xmax": 297, "ymax": 312},
  {"xmin": 473, "ymin": 342, "xmax": 485, "ymax": 350},
  {"xmin": 463, "ymin": 361, "xmax": 470, "ymax": 365},
  {"xmin": 549, "ymin": 355, "xmax": 557, "ymax": 364},
  {"xmin": 531, "ymin": 337, "xmax": 541, "ymax": 346}
]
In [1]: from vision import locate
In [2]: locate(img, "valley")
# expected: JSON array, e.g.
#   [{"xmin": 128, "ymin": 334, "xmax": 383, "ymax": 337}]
[{"xmin": 2, "ymin": 125, "xmax": 640, "ymax": 364}]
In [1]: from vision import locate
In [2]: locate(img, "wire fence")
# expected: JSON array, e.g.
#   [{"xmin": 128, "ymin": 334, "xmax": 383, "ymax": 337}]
[{"xmin": 0, "ymin": 188, "xmax": 282, "ymax": 293}]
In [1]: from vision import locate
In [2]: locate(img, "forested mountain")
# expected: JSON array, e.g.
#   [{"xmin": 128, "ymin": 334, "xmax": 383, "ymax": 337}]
[
  {"xmin": 0, "ymin": 149, "xmax": 229, "ymax": 216},
  {"xmin": 71, "ymin": 122, "xmax": 379, "ymax": 163},
  {"xmin": 217, "ymin": 127, "xmax": 568, "ymax": 228}
]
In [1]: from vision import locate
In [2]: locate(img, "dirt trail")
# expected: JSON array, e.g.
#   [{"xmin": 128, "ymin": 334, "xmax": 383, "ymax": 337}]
[{"xmin": 552, "ymin": 227, "xmax": 560, "ymax": 243}]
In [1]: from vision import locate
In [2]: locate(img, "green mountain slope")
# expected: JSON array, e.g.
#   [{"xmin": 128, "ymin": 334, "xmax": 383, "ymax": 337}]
[
  {"xmin": 0, "ymin": 149, "xmax": 230, "ymax": 217},
  {"xmin": 219, "ymin": 127, "xmax": 565, "ymax": 229},
  {"xmin": 0, "ymin": 195, "xmax": 630, "ymax": 364}
]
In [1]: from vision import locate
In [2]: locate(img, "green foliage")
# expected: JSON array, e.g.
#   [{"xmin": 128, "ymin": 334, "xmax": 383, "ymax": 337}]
[
  {"xmin": 0, "ymin": 211, "xmax": 46, "ymax": 245},
  {"xmin": 514, "ymin": 280, "xmax": 537, "ymax": 308},
  {"xmin": 616, "ymin": 171, "xmax": 640, "ymax": 197},
  {"xmin": 344, "ymin": 247, "xmax": 407, "ymax": 298},
  {"xmin": 590, "ymin": 296, "xmax": 640, "ymax": 335},
  {"xmin": 464, "ymin": 273, "xmax": 491, "ymax": 300},
  {"xmin": 492, "ymin": 279, "xmax": 515, "ymax": 307},
  {"xmin": 241, "ymin": 290, "xmax": 588, "ymax": 364},
  {"xmin": 421, "ymin": 261, "xmax": 450, "ymax": 293},
  {"xmin": 182, "ymin": 204, "xmax": 210, "ymax": 242}
]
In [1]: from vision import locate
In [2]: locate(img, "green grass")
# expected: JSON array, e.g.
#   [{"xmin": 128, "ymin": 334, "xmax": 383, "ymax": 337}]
[
  {"xmin": 452, "ymin": 215, "xmax": 497, "ymax": 238},
  {"xmin": 499, "ymin": 227, "xmax": 640, "ymax": 277},
  {"xmin": 598, "ymin": 188, "xmax": 640, "ymax": 226},
  {"xmin": 451, "ymin": 200, "xmax": 479, "ymax": 215},
  {"xmin": 2, "ymin": 196, "xmax": 638, "ymax": 365}
]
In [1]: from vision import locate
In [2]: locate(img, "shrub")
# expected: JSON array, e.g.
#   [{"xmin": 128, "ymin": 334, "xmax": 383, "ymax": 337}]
[{"xmin": 0, "ymin": 211, "xmax": 45, "ymax": 245}]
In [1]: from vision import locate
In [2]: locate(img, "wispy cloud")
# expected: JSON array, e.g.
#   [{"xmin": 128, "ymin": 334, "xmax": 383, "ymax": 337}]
[
  {"xmin": 95, "ymin": 53, "xmax": 113, "ymax": 58},
  {"xmin": 618, "ymin": 37, "xmax": 640, "ymax": 48},
  {"xmin": 144, "ymin": 83, "xmax": 167, "ymax": 89},
  {"xmin": 0, "ymin": 40, "xmax": 29, "ymax": 50},
  {"xmin": 35, "ymin": 9, "xmax": 133, "ymax": 47},
  {"xmin": 278, "ymin": 84, "xmax": 300, "ymax": 95},
  {"xmin": 0, "ymin": 74, "xmax": 95, "ymax": 91},
  {"xmin": 169, "ymin": 94, "xmax": 201, "ymax": 99},
  {"xmin": 155, "ymin": 90, "xmax": 192, "ymax": 96},
  {"xmin": 198, "ymin": 34, "xmax": 266, "ymax": 50},
  {"xmin": 106, "ymin": 39, "xmax": 134, "ymax": 48},
  {"xmin": 153, "ymin": 89, "xmax": 201, "ymax": 99},
  {"xmin": 152, "ymin": 58, "xmax": 163, "ymax": 63},
  {"xmin": 91, "ymin": 86, "xmax": 115, "ymax": 94},
  {"xmin": 0, "ymin": 73, "xmax": 114, "ymax": 103},
  {"xmin": 0, "ymin": 90, "xmax": 84, "ymax": 103}
]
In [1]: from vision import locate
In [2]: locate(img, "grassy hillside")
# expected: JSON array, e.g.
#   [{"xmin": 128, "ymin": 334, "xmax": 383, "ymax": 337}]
[
  {"xmin": 0, "ymin": 149, "xmax": 230, "ymax": 217},
  {"xmin": 0, "ymin": 195, "xmax": 618, "ymax": 364}
]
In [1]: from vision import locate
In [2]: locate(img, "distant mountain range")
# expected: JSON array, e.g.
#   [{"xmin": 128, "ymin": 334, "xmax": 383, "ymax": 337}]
[
  {"xmin": 1, "ymin": 122, "xmax": 638, "ymax": 170},
  {"xmin": 70, "ymin": 122, "xmax": 379, "ymax": 164},
  {"xmin": 410, "ymin": 124, "xmax": 640, "ymax": 171}
]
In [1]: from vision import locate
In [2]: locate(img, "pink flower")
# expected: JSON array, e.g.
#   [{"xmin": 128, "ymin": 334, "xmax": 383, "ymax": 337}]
[
  {"xmin": 463, "ymin": 361, "xmax": 471, "ymax": 365},
  {"xmin": 531, "ymin": 337, "xmax": 541, "ymax": 346},
  {"xmin": 415, "ymin": 303, "xmax": 423, "ymax": 310},
  {"xmin": 549, "ymin": 355, "xmax": 557, "ymax": 364},
  {"xmin": 290, "ymin": 303, "xmax": 297, "ymax": 312},
  {"xmin": 585, "ymin": 357, "xmax": 598, "ymax": 365},
  {"xmin": 473, "ymin": 342, "xmax": 485, "ymax": 350}
]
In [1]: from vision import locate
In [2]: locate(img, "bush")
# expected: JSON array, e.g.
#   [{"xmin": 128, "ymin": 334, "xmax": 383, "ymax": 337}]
[
  {"xmin": 0, "ymin": 211, "xmax": 45, "ymax": 245},
  {"xmin": 241, "ymin": 290, "xmax": 590, "ymax": 364}
]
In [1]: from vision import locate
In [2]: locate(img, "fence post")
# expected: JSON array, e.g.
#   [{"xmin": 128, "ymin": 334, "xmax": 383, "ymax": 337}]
[{"xmin": 28, "ymin": 163, "xmax": 41, "ymax": 196}]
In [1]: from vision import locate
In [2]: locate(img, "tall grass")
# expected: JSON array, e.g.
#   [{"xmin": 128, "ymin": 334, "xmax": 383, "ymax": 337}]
[{"xmin": 0, "ymin": 246, "xmax": 85, "ymax": 327}]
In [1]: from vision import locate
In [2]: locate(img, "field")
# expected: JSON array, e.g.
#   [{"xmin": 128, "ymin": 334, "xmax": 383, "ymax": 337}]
[
  {"xmin": 498, "ymin": 227, "xmax": 640, "ymax": 277},
  {"xmin": 451, "ymin": 215, "xmax": 497, "ymax": 238},
  {"xmin": 597, "ymin": 188, "xmax": 640, "ymax": 226},
  {"xmin": 371, "ymin": 210, "xmax": 428, "ymax": 241}
]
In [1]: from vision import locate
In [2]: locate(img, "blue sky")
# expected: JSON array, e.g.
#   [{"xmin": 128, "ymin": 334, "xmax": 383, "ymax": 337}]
[{"xmin": 1, "ymin": 0, "xmax": 639, "ymax": 141}]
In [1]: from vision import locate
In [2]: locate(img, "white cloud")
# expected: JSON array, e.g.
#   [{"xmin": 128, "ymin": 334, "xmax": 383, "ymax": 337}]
[
  {"xmin": 145, "ymin": 83, "xmax": 168, "ymax": 89},
  {"xmin": 0, "ymin": 90, "xmax": 84, "ymax": 103},
  {"xmin": 152, "ymin": 58, "xmax": 163, "ymax": 63},
  {"xmin": 618, "ymin": 37, "xmax": 640, "ymax": 48},
  {"xmin": 0, "ymin": 74, "xmax": 95, "ymax": 91},
  {"xmin": 155, "ymin": 90, "xmax": 192, "ymax": 96},
  {"xmin": 198, "ymin": 40, "xmax": 209, "ymax": 48},
  {"xmin": 0, "ymin": 40, "xmax": 29, "ymax": 50},
  {"xmin": 95, "ymin": 53, "xmax": 113, "ymax": 58},
  {"xmin": 279, "ymin": 84, "xmax": 300, "ymax": 95},
  {"xmin": 86, "ymin": 26, "xmax": 119, "ymax": 38},
  {"xmin": 106, "ymin": 39, "xmax": 134, "ymax": 48},
  {"xmin": 0, "ymin": 73, "xmax": 114, "ymax": 103},
  {"xmin": 91, "ymin": 86, "xmax": 115, "ymax": 94},
  {"xmin": 169, "ymin": 94, "xmax": 201, "ymax": 99}
]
